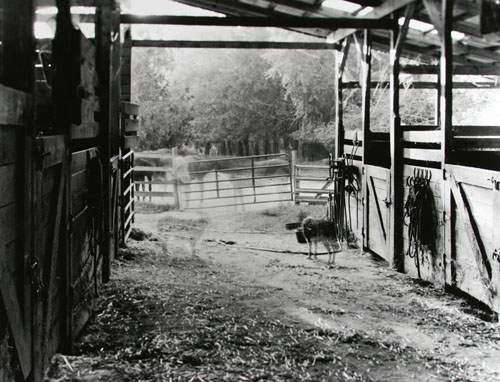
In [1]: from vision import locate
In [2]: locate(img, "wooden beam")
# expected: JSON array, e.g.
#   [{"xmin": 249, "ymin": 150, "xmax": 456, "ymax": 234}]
[
  {"xmin": 395, "ymin": 3, "xmax": 416, "ymax": 60},
  {"xmin": 120, "ymin": 14, "xmax": 394, "ymax": 29},
  {"xmin": 338, "ymin": 37, "xmax": 351, "ymax": 76},
  {"xmin": 361, "ymin": 30, "xmax": 372, "ymax": 251},
  {"xmin": 121, "ymin": 28, "xmax": 132, "ymax": 102},
  {"xmin": 361, "ymin": 30, "xmax": 372, "ymax": 164},
  {"xmin": 327, "ymin": 0, "xmax": 417, "ymax": 43},
  {"xmin": 131, "ymin": 40, "xmax": 340, "ymax": 50},
  {"xmin": 401, "ymin": 64, "xmax": 500, "ymax": 75},
  {"xmin": 441, "ymin": 0, "xmax": 453, "ymax": 166},
  {"xmin": 389, "ymin": 19, "xmax": 404, "ymax": 272},
  {"xmin": 342, "ymin": 80, "xmax": 500, "ymax": 89},
  {"xmin": 96, "ymin": 0, "xmax": 114, "ymax": 284},
  {"xmin": 441, "ymin": 0, "xmax": 454, "ymax": 294},
  {"xmin": 423, "ymin": 0, "xmax": 443, "ymax": 34},
  {"xmin": 335, "ymin": 40, "xmax": 349, "ymax": 159},
  {"xmin": 3, "ymin": 0, "xmax": 34, "ymax": 92}
]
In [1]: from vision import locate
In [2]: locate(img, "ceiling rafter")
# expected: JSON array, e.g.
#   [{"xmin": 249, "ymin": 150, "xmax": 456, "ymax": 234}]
[{"xmin": 119, "ymin": 14, "xmax": 394, "ymax": 29}]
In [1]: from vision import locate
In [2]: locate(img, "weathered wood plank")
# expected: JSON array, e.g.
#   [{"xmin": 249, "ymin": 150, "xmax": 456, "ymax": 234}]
[
  {"xmin": 447, "ymin": 164, "xmax": 500, "ymax": 189},
  {"xmin": 135, "ymin": 191, "xmax": 175, "ymax": 198},
  {"xmin": 37, "ymin": 135, "xmax": 66, "ymax": 169},
  {"xmin": 0, "ymin": 252, "xmax": 32, "ymax": 378},
  {"xmin": 121, "ymin": 101, "xmax": 139, "ymax": 116},
  {"xmin": 453, "ymin": 137, "xmax": 500, "ymax": 150},
  {"xmin": 453, "ymin": 125, "xmax": 500, "ymax": 136},
  {"xmin": 0, "ymin": 203, "xmax": 18, "ymax": 244},
  {"xmin": 79, "ymin": 96, "xmax": 100, "ymax": 124},
  {"xmin": 123, "ymin": 119, "xmax": 139, "ymax": 133},
  {"xmin": 71, "ymin": 148, "xmax": 98, "ymax": 174},
  {"xmin": 403, "ymin": 148, "xmax": 442, "ymax": 162},
  {"xmin": 123, "ymin": 135, "xmax": 139, "ymax": 149},
  {"xmin": 0, "ymin": 126, "xmax": 17, "ymax": 165},
  {"xmin": 43, "ymin": 161, "xmax": 65, "ymax": 356},
  {"xmin": 365, "ymin": 165, "xmax": 389, "ymax": 180},
  {"xmin": 344, "ymin": 130, "xmax": 363, "ymax": 141},
  {"xmin": 403, "ymin": 130, "xmax": 442, "ymax": 143},
  {"xmin": 0, "ymin": 165, "xmax": 16, "ymax": 208},
  {"xmin": 71, "ymin": 123, "xmax": 100, "ymax": 140},
  {"xmin": 0, "ymin": 85, "xmax": 32, "ymax": 126}
]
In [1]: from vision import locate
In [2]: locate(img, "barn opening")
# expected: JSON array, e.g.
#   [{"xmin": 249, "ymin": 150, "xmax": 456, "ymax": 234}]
[{"xmin": 1, "ymin": 0, "xmax": 500, "ymax": 381}]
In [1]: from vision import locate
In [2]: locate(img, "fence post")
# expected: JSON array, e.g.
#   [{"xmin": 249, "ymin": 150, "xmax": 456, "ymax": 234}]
[
  {"xmin": 172, "ymin": 147, "xmax": 181, "ymax": 210},
  {"xmin": 215, "ymin": 160, "xmax": 220, "ymax": 198},
  {"xmin": 251, "ymin": 157, "xmax": 256, "ymax": 203},
  {"xmin": 291, "ymin": 150, "xmax": 297, "ymax": 204}
]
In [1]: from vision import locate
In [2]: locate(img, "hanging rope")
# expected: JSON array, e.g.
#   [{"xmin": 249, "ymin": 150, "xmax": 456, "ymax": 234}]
[{"xmin": 403, "ymin": 168, "xmax": 435, "ymax": 278}]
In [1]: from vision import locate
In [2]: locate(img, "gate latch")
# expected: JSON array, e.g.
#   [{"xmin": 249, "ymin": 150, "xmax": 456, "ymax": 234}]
[
  {"xmin": 487, "ymin": 177, "xmax": 499, "ymax": 191},
  {"xmin": 35, "ymin": 136, "xmax": 51, "ymax": 159},
  {"xmin": 493, "ymin": 249, "xmax": 500, "ymax": 262}
]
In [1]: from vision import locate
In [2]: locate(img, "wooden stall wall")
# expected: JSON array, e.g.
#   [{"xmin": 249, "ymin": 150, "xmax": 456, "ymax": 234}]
[
  {"xmin": 0, "ymin": 85, "xmax": 33, "ymax": 382},
  {"xmin": 0, "ymin": 1, "xmax": 35, "ymax": 380},
  {"xmin": 61, "ymin": 27, "xmax": 103, "ymax": 344}
]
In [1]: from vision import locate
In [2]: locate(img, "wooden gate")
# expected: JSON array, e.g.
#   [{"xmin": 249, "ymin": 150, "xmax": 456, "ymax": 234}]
[
  {"xmin": 445, "ymin": 165, "xmax": 500, "ymax": 313},
  {"xmin": 120, "ymin": 102, "xmax": 139, "ymax": 244},
  {"xmin": 364, "ymin": 165, "xmax": 391, "ymax": 262},
  {"xmin": 33, "ymin": 135, "xmax": 67, "ymax": 373}
]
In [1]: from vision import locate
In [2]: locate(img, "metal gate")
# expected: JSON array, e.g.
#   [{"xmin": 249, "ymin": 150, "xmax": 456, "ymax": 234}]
[{"xmin": 179, "ymin": 153, "xmax": 293, "ymax": 209}]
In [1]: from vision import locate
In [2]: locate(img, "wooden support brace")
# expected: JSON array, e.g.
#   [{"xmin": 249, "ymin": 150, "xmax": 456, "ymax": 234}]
[
  {"xmin": 449, "ymin": 173, "xmax": 493, "ymax": 293},
  {"xmin": 43, "ymin": 159, "xmax": 66, "ymax": 359},
  {"xmin": 395, "ymin": 3, "xmax": 416, "ymax": 60},
  {"xmin": 0, "ymin": 259, "xmax": 32, "ymax": 378}
]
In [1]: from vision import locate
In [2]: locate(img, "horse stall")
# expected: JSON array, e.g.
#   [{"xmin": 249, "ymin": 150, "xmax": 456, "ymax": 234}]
[
  {"xmin": 333, "ymin": 19, "xmax": 500, "ymax": 315},
  {"xmin": 0, "ymin": 1, "xmax": 138, "ymax": 380}
]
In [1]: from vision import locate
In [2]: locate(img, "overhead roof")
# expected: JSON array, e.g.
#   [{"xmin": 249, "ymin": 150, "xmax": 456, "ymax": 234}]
[{"xmin": 163, "ymin": 0, "xmax": 500, "ymax": 70}]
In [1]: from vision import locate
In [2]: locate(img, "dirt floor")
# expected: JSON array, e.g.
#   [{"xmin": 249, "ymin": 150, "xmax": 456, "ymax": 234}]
[{"xmin": 46, "ymin": 203, "xmax": 500, "ymax": 382}]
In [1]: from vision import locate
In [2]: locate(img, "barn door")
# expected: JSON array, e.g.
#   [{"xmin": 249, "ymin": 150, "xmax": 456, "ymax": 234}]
[
  {"xmin": 32, "ymin": 134, "xmax": 68, "ymax": 376},
  {"xmin": 364, "ymin": 165, "xmax": 391, "ymax": 262}
]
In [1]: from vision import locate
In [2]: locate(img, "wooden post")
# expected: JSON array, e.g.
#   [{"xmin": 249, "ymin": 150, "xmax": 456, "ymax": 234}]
[
  {"xmin": 172, "ymin": 147, "xmax": 181, "ymax": 210},
  {"xmin": 441, "ymin": 0, "xmax": 454, "ymax": 286},
  {"xmin": 441, "ymin": 0, "xmax": 453, "ymax": 167},
  {"xmin": 361, "ymin": 30, "xmax": 372, "ymax": 165},
  {"xmin": 291, "ymin": 150, "xmax": 297, "ymax": 203},
  {"xmin": 389, "ymin": 18, "xmax": 405, "ymax": 272},
  {"xmin": 121, "ymin": 27, "xmax": 132, "ymax": 103},
  {"xmin": 335, "ymin": 38, "xmax": 350, "ymax": 160},
  {"xmin": 251, "ymin": 157, "xmax": 256, "ymax": 203},
  {"xmin": 361, "ymin": 31, "xmax": 372, "ymax": 250},
  {"xmin": 96, "ymin": 0, "xmax": 120, "ymax": 283}
]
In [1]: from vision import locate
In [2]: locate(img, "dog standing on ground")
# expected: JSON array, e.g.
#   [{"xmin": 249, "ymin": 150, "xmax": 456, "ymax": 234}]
[{"xmin": 301, "ymin": 216, "xmax": 341, "ymax": 266}]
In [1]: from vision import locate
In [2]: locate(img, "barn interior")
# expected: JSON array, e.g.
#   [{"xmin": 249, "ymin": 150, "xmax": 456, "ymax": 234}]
[{"xmin": 1, "ymin": 0, "xmax": 500, "ymax": 380}]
